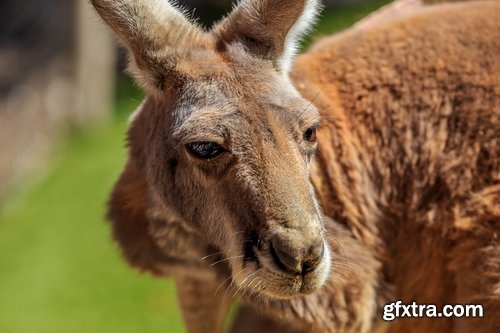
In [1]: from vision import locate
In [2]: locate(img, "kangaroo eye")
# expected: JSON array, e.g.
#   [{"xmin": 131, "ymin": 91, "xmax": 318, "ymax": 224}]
[
  {"xmin": 303, "ymin": 128, "xmax": 317, "ymax": 142},
  {"xmin": 187, "ymin": 142, "xmax": 226, "ymax": 159}
]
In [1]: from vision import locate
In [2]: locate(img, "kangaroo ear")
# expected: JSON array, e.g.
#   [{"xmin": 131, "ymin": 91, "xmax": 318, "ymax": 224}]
[
  {"xmin": 90, "ymin": 0, "xmax": 206, "ymax": 90},
  {"xmin": 214, "ymin": 0, "xmax": 321, "ymax": 75}
]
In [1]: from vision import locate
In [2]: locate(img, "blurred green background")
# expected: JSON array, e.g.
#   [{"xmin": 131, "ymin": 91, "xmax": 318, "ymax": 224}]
[{"xmin": 0, "ymin": 1, "xmax": 391, "ymax": 332}]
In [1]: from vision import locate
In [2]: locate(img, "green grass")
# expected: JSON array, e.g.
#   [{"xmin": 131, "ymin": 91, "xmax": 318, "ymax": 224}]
[
  {"xmin": 0, "ymin": 2, "xmax": 390, "ymax": 332},
  {"xmin": 0, "ymin": 107, "xmax": 186, "ymax": 333}
]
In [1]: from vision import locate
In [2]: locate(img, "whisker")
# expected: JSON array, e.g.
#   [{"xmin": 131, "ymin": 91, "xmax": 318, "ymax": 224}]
[
  {"xmin": 296, "ymin": 83, "xmax": 328, "ymax": 121},
  {"xmin": 209, "ymin": 255, "xmax": 244, "ymax": 267},
  {"xmin": 330, "ymin": 235, "xmax": 351, "ymax": 273},
  {"xmin": 222, "ymin": 267, "xmax": 248, "ymax": 303},
  {"xmin": 257, "ymin": 230, "xmax": 264, "ymax": 248},
  {"xmin": 234, "ymin": 269, "xmax": 262, "ymax": 298},
  {"xmin": 230, "ymin": 230, "xmax": 244, "ymax": 237},
  {"xmin": 200, "ymin": 251, "xmax": 225, "ymax": 261},
  {"xmin": 214, "ymin": 274, "xmax": 234, "ymax": 296},
  {"xmin": 243, "ymin": 275, "xmax": 258, "ymax": 293},
  {"xmin": 249, "ymin": 276, "xmax": 265, "ymax": 297}
]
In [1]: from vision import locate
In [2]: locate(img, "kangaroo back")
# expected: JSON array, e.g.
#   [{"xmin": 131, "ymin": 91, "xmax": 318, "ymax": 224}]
[{"xmin": 291, "ymin": 2, "xmax": 499, "ymax": 332}]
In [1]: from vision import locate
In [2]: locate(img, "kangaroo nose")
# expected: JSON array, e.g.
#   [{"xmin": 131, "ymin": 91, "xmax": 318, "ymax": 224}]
[{"xmin": 270, "ymin": 236, "xmax": 324, "ymax": 275}]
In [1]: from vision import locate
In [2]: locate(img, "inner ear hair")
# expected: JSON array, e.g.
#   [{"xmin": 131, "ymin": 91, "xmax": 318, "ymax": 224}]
[
  {"xmin": 242, "ymin": 34, "xmax": 273, "ymax": 58},
  {"xmin": 213, "ymin": 0, "xmax": 321, "ymax": 74}
]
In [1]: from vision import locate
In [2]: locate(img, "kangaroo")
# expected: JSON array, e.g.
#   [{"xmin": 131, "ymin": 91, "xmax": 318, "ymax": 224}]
[{"xmin": 91, "ymin": 0, "xmax": 500, "ymax": 332}]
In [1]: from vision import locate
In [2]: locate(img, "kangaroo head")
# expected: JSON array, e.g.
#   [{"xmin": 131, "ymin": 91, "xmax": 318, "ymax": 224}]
[{"xmin": 93, "ymin": 0, "xmax": 330, "ymax": 299}]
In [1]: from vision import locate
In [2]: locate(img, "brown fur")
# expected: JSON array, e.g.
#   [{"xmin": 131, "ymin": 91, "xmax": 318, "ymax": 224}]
[
  {"xmin": 290, "ymin": 2, "xmax": 500, "ymax": 332},
  {"xmin": 91, "ymin": 0, "xmax": 500, "ymax": 332}
]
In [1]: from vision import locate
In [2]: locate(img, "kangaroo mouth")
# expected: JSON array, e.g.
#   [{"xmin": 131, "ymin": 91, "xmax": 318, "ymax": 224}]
[{"xmin": 231, "ymin": 235, "xmax": 331, "ymax": 300}]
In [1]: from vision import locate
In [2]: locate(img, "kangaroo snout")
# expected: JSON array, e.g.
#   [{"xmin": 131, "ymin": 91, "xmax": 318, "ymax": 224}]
[{"xmin": 270, "ymin": 233, "xmax": 325, "ymax": 276}]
